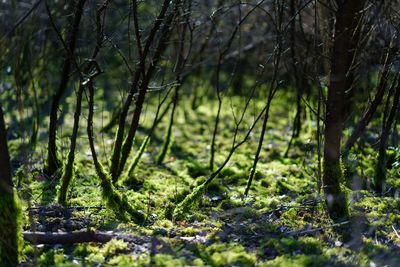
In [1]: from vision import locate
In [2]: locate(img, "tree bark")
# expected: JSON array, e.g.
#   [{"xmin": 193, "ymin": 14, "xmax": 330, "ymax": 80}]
[
  {"xmin": 0, "ymin": 107, "xmax": 13, "ymax": 195},
  {"xmin": 323, "ymin": 0, "xmax": 365, "ymax": 221},
  {"xmin": 0, "ymin": 105, "xmax": 19, "ymax": 266}
]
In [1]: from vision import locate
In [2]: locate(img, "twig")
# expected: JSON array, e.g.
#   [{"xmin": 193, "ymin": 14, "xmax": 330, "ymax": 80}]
[
  {"xmin": 392, "ymin": 225, "xmax": 400, "ymax": 239},
  {"xmin": 286, "ymin": 221, "xmax": 350, "ymax": 236},
  {"xmin": 0, "ymin": 0, "xmax": 43, "ymax": 43}
]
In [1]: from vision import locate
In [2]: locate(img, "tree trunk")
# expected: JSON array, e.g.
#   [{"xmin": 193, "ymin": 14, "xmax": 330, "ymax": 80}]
[
  {"xmin": 114, "ymin": 6, "xmax": 178, "ymax": 182},
  {"xmin": 46, "ymin": 0, "xmax": 86, "ymax": 176},
  {"xmin": 374, "ymin": 80, "xmax": 400, "ymax": 194},
  {"xmin": 57, "ymin": 83, "xmax": 85, "ymax": 205},
  {"xmin": 323, "ymin": 0, "xmax": 365, "ymax": 221},
  {"xmin": 0, "ymin": 105, "xmax": 20, "ymax": 266},
  {"xmin": 109, "ymin": 0, "xmax": 172, "ymax": 182}
]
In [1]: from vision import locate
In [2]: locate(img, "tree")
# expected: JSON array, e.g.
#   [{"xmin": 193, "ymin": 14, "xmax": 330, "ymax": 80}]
[
  {"xmin": 323, "ymin": 0, "xmax": 366, "ymax": 221},
  {"xmin": 0, "ymin": 105, "xmax": 21, "ymax": 266},
  {"xmin": 374, "ymin": 78, "xmax": 400, "ymax": 194},
  {"xmin": 46, "ymin": 0, "xmax": 86, "ymax": 176}
]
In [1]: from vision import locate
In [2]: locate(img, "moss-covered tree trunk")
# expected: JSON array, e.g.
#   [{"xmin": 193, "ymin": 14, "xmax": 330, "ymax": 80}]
[
  {"xmin": 323, "ymin": 0, "xmax": 365, "ymax": 221},
  {"xmin": 86, "ymin": 81, "xmax": 145, "ymax": 223},
  {"xmin": 0, "ymin": 105, "xmax": 20, "ymax": 266},
  {"xmin": 57, "ymin": 83, "xmax": 85, "ymax": 205}
]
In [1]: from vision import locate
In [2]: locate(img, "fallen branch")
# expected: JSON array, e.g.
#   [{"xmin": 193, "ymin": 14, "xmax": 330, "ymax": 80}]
[
  {"xmin": 28, "ymin": 206, "xmax": 104, "ymax": 211},
  {"xmin": 286, "ymin": 221, "xmax": 349, "ymax": 236},
  {"xmin": 23, "ymin": 231, "xmax": 114, "ymax": 244}
]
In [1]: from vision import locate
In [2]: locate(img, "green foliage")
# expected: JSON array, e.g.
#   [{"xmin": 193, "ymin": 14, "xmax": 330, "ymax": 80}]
[
  {"xmin": 173, "ymin": 183, "xmax": 206, "ymax": 220},
  {"xmin": 388, "ymin": 147, "xmax": 400, "ymax": 168}
]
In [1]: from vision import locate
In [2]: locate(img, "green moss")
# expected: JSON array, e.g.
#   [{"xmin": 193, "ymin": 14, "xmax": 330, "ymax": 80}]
[
  {"xmin": 173, "ymin": 183, "xmax": 207, "ymax": 220},
  {"xmin": 201, "ymin": 243, "xmax": 256, "ymax": 267},
  {"xmin": 151, "ymin": 253, "xmax": 187, "ymax": 267},
  {"xmin": 58, "ymin": 161, "xmax": 75, "ymax": 205},
  {"xmin": 95, "ymin": 162, "xmax": 146, "ymax": 223},
  {"xmin": 263, "ymin": 237, "xmax": 322, "ymax": 256},
  {"xmin": 220, "ymin": 166, "xmax": 247, "ymax": 185},
  {"xmin": 8, "ymin": 87, "xmax": 400, "ymax": 265},
  {"xmin": 39, "ymin": 249, "xmax": 56, "ymax": 266},
  {"xmin": 153, "ymin": 227, "xmax": 169, "ymax": 236},
  {"xmin": 260, "ymin": 254, "xmax": 329, "ymax": 267},
  {"xmin": 73, "ymin": 244, "xmax": 91, "ymax": 258},
  {"xmin": 322, "ymin": 159, "xmax": 349, "ymax": 221},
  {"xmin": 0, "ymin": 190, "xmax": 22, "ymax": 266},
  {"xmin": 108, "ymin": 255, "xmax": 136, "ymax": 266},
  {"xmin": 187, "ymin": 160, "xmax": 209, "ymax": 178},
  {"xmin": 166, "ymin": 187, "xmax": 190, "ymax": 204},
  {"xmin": 102, "ymin": 239, "xmax": 129, "ymax": 257}
]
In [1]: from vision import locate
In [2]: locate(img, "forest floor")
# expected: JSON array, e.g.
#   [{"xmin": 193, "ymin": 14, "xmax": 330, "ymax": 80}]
[{"xmin": 12, "ymin": 92, "xmax": 400, "ymax": 266}]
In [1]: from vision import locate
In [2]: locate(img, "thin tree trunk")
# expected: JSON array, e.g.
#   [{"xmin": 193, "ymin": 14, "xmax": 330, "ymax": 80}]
[
  {"xmin": 284, "ymin": 0, "xmax": 301, "ymax": 158},
  {"xmin": 46, "ymin": 0, "xmax": 86, "ymax": 176},
  {"xmin": 157, "ymin": 84, "xmax": 180, "ymax": 164},
  {"xmin": 57, "ymin": 1, "xmax": 109, "ymax": 204},
  {"xmin": 114, "ymin": 5, "xmax": 179, "ymax": 181},
  {"xmin": 109, "ymin": 0, "xmax": 171, "ymax": 181},
  {"xmin": 244, "ymin": 0, "xmax": 284, "ymax": 196},
  {"xmin": 323, "ymin": 0, "xmax": 365, "ymax": 221},
  {"xmin": 343, "ymin": 51, "xmax": 392, "ymax": 154},
  {"xmin": 244, "ymin": 42, "xmax": 282, "ymax": 196},
  {"xmin": 210, "ymin": 87, "xmax": 222, "ymax": 171},
  {"xmin": 125, "ymin": 93, "xmax": 173, "ymax": 181},
  {"xmin": 86, "ymin": 80, "xmax": 145, "ymax": 223},
  {"xmin": 156, "ymin": 1, "xmax": 190, "ymax": 165},
  {"xmin": 57, "ymin": 83, "xmax": 85, "ymax": 204},
  {"xmin": 374, "ymin": 80, "xmax": 400, "ymax": 194}
]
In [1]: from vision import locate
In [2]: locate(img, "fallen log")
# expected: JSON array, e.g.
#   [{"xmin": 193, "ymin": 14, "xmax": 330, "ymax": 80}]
[
  {"xmin": 23, "ymin": 231, "xmax": 114, "ymax": 244},
  {"xmin": 23, "ymin": 231, "xmax": 151, "ymax": 245}
]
